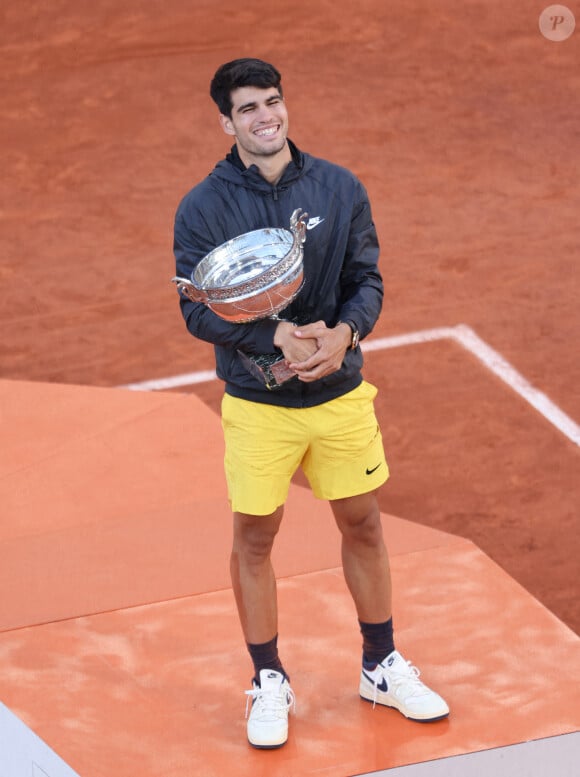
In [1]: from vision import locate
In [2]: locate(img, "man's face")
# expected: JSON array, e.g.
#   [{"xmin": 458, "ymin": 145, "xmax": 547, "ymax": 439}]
[{"xmin": 219, "ymin": 86, "xmax": 289, "ymax": 162}]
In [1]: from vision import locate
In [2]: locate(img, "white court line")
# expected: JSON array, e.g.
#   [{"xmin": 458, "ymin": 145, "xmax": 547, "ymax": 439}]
[
  {"xmin": 0, "ymin": 701, "xmax": 80, "ymax": 777},
  {"xmin": 120, "ymin": 324, "xmax": 580, "ymax": 447},
  {"xmin": 123, "ymin": 368, "xmax": 218, "ymax": 392}
]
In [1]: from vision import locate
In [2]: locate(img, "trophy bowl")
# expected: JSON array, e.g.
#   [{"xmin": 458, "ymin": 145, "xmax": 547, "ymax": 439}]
[{"xmin": 172, "ymin": 209, "xmax": 308, "ymax": 323}]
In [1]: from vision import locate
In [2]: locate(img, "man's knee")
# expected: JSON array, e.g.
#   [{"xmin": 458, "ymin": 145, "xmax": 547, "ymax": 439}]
[
  {"xmin": 233, "ymin": 508, "xmax": 284, "ymax": 563},
  {"xmin": 331, "ymin": 493, "xmax": 382, "ymax": 544}
]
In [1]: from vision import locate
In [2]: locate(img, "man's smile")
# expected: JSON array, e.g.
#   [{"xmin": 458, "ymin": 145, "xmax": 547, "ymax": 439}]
[{"xmin": 254, "ymin": 125, "xmax": 280, "ymax": 137}]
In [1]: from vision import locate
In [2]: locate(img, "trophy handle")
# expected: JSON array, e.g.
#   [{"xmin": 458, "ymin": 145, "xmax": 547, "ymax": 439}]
[
  {"xmin": 289, "ymin": 208, "xmax": 308, "ymax": 245},
  {"xmin": 171, "ymin": 276, "xmax": 208, "ymax": 304}
]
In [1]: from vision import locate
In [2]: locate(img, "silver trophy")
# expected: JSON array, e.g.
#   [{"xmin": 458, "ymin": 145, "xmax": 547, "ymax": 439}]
[{"xmin": 172, "ymin": 209, "xmax": 308, "ymax": 389}]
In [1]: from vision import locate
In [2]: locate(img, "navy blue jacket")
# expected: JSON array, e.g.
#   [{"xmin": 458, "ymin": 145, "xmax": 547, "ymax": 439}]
[{"xmin": 173, "ymin": 141, "xmax": 383, "ymax": 407}]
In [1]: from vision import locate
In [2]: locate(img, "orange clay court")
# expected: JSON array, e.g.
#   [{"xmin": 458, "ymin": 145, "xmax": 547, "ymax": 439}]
[{"xmin": 0, "ymin": 1, "xmax": 579, "ymax": 776}]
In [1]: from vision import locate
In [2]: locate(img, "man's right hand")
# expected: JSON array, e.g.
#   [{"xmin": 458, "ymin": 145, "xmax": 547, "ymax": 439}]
[{"xmin": 273, "ymin": 321, "xmax": 318, "ymax": 365}]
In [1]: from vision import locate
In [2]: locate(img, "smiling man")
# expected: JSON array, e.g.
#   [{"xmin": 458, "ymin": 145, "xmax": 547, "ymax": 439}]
[{"xmin": 173, "ymin": 58, "xmax": 449, "ymax": 750}]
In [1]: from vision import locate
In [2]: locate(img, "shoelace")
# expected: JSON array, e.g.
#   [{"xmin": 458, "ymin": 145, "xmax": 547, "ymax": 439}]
[
  {"xmin": 370, "ymin": 660, "xmax": 426, "ymax": 708},
  {"xmin": 245, "ymin": 684, "xmax": 296, "ymax": 720}
]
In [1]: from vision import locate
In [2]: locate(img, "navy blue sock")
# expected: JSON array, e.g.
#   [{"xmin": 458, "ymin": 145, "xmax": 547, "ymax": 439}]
[
  {"xmin": 359, "ymin": 618, "xmax": 395, "ymax": 667},
  {"xmin": 247, "ymin": 635, "xmax": 289, "ymax": 684}
]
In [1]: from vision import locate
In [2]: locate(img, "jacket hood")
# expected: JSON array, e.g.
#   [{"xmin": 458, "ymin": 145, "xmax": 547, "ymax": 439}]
[{"xmin": 210, "ymin": 139, "xmax": 312, "ymax": 193}]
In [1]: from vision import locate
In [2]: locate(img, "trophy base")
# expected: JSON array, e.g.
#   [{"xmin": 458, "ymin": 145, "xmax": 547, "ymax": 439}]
[{"xmin": 237, "ymin": 350, "xmax": 296, "ymax": 390}]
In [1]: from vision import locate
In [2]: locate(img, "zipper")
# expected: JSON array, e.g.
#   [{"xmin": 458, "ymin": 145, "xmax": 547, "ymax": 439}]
[{"xmin": 300, "ymin": 380, "xmax": 308, "ymax": 407}]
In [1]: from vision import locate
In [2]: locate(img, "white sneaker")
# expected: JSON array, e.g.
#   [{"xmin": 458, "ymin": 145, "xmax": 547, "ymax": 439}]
[
  {"xmin": 245, "ymin": 669, "xmax": 296, "ymax": 748},
  {"xmin": 360, "ymin": 650, "xmax": 449, "ymax": 722}
]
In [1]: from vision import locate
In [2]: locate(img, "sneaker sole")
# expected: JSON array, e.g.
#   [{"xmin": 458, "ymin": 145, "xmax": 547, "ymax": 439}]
[
  {"xmin": 248, "ymin": 737, "xmax": 288, "ymax": 749},
  {"xmin": 360, "ymin": 692, "xmax": 449, "ymax": 723}
]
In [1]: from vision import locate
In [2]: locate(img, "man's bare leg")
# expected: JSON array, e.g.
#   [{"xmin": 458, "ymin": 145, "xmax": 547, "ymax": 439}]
[
  {"xmin": 230, "ymin": 506, "xmax": 284, "ymax": 644},
  {"xmin": 330, "ymin": 491, "xmax": 392, "ymax": 622},
  {"xmin": 231, "ymin": 507, "xmax": 295, "ymax": 748}
]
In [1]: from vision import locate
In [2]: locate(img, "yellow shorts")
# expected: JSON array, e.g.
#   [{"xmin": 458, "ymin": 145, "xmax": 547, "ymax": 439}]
[{"xmin": 221, "ymin": 381, "xmax": 389, "ymax": 515}]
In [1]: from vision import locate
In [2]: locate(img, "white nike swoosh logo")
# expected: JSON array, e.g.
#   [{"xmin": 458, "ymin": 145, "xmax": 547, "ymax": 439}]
[{"xmin": 306, "ymin": 217, "xmax": 325, "ymax": 230}]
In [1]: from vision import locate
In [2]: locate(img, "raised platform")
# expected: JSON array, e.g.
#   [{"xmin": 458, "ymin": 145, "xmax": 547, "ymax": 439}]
[{"xmin": 1, "ymin": 378, "xmax": 579, "ymax": 776}]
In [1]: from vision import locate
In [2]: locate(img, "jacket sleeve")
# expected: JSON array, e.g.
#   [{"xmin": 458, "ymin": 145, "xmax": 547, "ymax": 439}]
[
  {"xmin": 337, "ymin": 185, "xmax": 384, "ymax": 339},
  {"xmin": 173, "ymin": 203, "xmax": 280, "ymax": 355}
]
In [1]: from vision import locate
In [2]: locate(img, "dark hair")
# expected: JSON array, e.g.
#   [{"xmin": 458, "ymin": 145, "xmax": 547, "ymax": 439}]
[{"xmin": 210, "ymin": 58, "xmax": 283, "ymax": 117}]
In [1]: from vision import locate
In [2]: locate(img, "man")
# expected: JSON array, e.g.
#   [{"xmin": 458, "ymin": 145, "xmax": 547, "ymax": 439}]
[{"xmin": 174, "ymin": 58, "xmax": 448, "ymax": 749}]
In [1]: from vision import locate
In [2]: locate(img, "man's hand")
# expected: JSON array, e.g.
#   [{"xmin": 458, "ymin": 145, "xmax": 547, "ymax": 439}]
[
  {"xmin": 273, "ymin": 321, "xmax": 318, "ymax": 365},
  {"xmin": 288, "ymin": 321, "xmax": 352, "ymax": 382}
]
